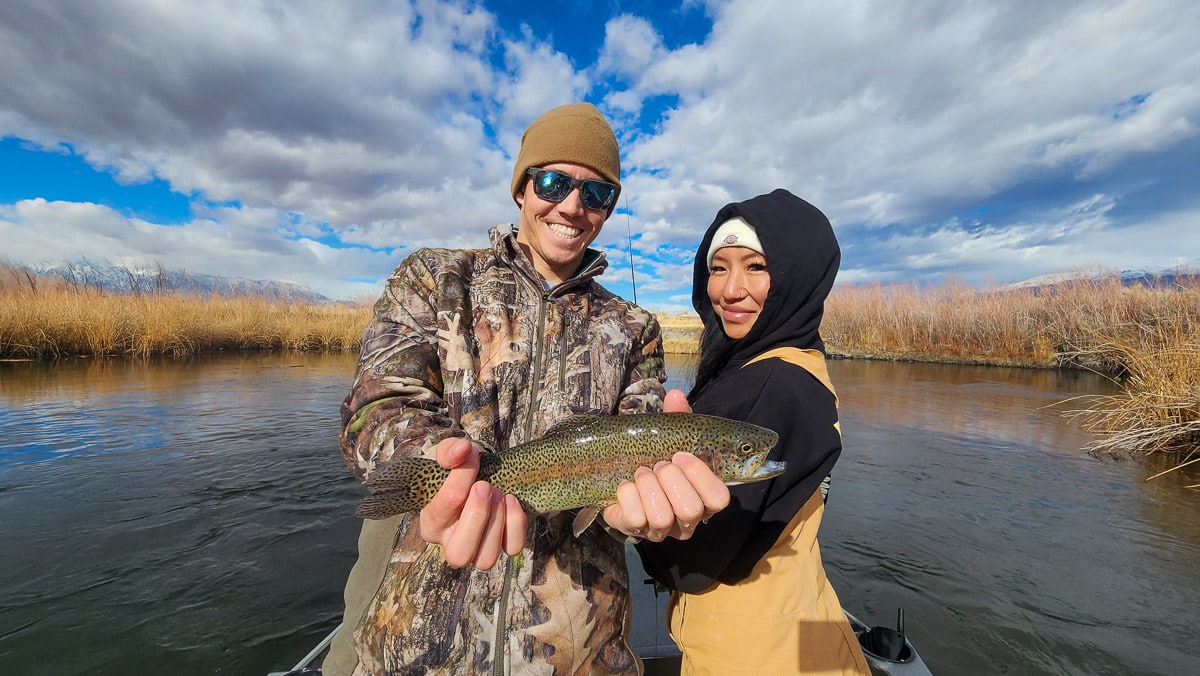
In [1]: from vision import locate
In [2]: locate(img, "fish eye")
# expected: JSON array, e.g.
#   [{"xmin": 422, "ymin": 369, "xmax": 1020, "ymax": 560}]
[{"xmin": 739, "ymin": 442, "xmax": 754, "ymax": 455}]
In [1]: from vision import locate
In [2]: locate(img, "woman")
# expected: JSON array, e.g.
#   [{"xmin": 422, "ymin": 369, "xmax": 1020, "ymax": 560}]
[{"xmin": 636, "ymin": 189, "xmax": 870, "ymax": 675}]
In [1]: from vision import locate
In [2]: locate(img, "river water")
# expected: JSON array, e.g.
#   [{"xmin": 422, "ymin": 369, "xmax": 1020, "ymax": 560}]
[{"xmin": 0, "ymin": 352, "xmax": 1197, "ymax": 675}]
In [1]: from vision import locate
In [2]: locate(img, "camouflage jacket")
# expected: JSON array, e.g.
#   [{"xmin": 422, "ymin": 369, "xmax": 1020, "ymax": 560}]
[{"xmin": 339, "ymin": 225, "xmax": 666, "ymax": 675}]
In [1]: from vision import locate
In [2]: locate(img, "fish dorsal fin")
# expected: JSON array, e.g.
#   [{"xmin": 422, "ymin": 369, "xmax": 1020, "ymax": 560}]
[{"xmin": 543, "ymin": 414, "xmax": 602, "ymax": 437}]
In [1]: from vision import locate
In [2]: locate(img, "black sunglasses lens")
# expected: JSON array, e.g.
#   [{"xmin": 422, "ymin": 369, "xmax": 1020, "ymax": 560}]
[
  {"xmin": 533, "ymin": 171, "xmax": 572, "ymax": 201},
  {"xmin": 530, "ymin": 169, "xmax": 616, "ymax": 209},
  {"xmin": 580, "ymin": 181, "xmax": 616, "ymax": 209}
]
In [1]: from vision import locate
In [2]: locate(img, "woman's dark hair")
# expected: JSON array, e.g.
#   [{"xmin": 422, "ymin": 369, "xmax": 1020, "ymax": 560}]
[{"xmin": 688, "ymin": 320, "xmax": 738, "ymax": 404}]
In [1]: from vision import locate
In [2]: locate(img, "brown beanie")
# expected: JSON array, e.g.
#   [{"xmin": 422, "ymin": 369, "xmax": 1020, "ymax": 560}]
[{"xmin": 510, "ymin": 103, "xmax": 621, "ymax": 208}]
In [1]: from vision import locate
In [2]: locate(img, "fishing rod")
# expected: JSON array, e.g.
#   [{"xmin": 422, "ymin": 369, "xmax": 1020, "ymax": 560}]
[{"xmin": 624, "ymin": 195, "xmax": 637, "ymax": 305}]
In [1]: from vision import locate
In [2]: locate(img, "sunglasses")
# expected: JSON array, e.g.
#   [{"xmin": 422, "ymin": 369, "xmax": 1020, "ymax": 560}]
[{"xmin": 525, "ymin": 167, "xmax": 619, "ymax": 211}]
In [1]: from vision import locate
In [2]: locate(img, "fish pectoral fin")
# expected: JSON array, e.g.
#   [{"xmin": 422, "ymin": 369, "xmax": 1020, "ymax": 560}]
[{"xmin": 572, "ymin": 505, "xmax": 603, "ymax": 538}]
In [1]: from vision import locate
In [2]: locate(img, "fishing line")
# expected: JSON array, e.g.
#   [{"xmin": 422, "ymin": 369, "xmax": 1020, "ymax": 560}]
[{"xmin": 624, "ymin": 195, "xmax": 637, "ymax": 305}]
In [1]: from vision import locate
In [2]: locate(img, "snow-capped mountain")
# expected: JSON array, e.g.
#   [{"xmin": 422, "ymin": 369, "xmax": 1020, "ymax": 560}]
[
  {"xmin": 31, "ymin": 261, "xmax": 331, "ymax": 303},
  {"xmin": 1005, "ymin": 260, "xmax": 1200, "ymax": 290}
]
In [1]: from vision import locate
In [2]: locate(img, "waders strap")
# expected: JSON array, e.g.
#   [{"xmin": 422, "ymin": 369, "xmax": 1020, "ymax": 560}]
[
  {"xmin": 744, "ymin": 347, "xmax": 838, "ymax": 406},
  {"xmin": 745, "ymin": 347, "xmax": 840, "ymax": 503}
]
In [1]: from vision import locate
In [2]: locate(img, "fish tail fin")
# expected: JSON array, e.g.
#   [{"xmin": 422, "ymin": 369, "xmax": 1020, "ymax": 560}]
[
  {"xmin": 355, "ymin": 457, "xmax": 445, "ymax": 519},
  {"xmin": 355, "ymin": 493, "xmax": 415, "ymax": 519}
]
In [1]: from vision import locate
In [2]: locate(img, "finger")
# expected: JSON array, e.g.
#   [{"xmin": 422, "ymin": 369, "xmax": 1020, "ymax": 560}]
[
  {"xmin": 435, "ymin": 437, "xmax": 478, "ymax": 469},
  {"xmin": 607, "ymin": 480, "xmax": 648, "ymax": 538},
  {"xmin": 425, "ymin": 441, "xmax": 481, "ymax": 529},
  {"xmin": 502, "ymin": 494, "xmax": 527, "ymax": 556},
  {"xmin": 663, "ymin": 389, "xmax": 692, "ymax": 414},
  {"xmin": 442, "ymin": 481, "xmax": 493, "ymax": 568},
  {"xmin": 634, "ymin": 466, "xmax": 674, "ymax": 540},
  {"xmin": 654, "ymin": 461, "xmax": 706, "ymax": 529},
  {"xmin": 673, "ymin": 452, "xmax": 731, "ymax": 514},
  {"xmin": 471, "ymin": 488, "xmax": 505, "ymax": 571}
]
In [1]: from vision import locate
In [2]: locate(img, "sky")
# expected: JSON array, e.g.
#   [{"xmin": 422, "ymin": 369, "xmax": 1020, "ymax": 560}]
[{"xmin": 1, "ymin": 0, "xmax": 1198, "ymax": 311}]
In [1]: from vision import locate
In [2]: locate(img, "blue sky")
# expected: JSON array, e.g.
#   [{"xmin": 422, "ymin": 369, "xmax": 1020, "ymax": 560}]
[{"xmin": 2, "ymin": 0, "xmax": 1198, "ymax": 310}]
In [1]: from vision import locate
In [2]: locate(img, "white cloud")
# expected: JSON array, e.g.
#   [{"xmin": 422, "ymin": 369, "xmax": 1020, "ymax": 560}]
[
  {"xmin": 0, "ymin": 199, "xmax": 398, "ymax": 300},
  {"xmin": 837, "ymin": 193, "xmax": 1200, "ymax": 287},
  {"xmin": 618, "ymin": 0, "xmax": 1200, "ymax": 220},
  {"xmin": 1, "ymin": 0, "xmax": 1198, "ymax": 308}
]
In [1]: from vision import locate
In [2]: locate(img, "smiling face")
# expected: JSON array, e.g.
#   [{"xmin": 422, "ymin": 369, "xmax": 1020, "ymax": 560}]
[
  {"xmin": 707, "ymin": 246, "xmax": 771, "ymax": 340},
  {"xmin": 514, "ymin": 162, "xmax": 609, "ymax": 284}
]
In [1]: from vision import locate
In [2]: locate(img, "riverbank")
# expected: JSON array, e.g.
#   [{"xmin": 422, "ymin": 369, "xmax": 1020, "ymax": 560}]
[{"xmin": 2, "ymin": 270, "xmax": 1195, "ymax": 475}]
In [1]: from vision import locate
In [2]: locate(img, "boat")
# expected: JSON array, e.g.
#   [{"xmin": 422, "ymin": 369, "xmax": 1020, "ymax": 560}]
[
  {"xmin": 846, "ymin": 608, "xmax": 933, "ymax": 676},
  {"xmin": 270, "ymin": 609, "xmax": 931, "ymax": 675}
]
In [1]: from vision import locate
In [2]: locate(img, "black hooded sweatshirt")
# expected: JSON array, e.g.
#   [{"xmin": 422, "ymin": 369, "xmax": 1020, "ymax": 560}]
[{"xmin": 636, "ymin": 188, "xmax": 842, "ymax": 593}]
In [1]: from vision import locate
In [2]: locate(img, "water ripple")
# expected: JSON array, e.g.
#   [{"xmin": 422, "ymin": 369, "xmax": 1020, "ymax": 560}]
[{"xmin": 3, "ymin": 354, "xmax": 1199, "ymax": 675}]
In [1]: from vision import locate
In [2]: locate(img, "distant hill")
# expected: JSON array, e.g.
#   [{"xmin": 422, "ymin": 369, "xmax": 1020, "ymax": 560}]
[
  {"xmin": 1003, "ymin": 260, "xmax": 1200, "ymax": 291},
  {"xmin": 28, "ymin": 261, "xmax": 331, "ymax": 303}
]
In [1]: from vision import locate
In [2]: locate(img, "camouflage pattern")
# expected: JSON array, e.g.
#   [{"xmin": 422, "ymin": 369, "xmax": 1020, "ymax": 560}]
[{"xmin": 339, "ymin": 225, "xmax": 666, "ymax": 675}]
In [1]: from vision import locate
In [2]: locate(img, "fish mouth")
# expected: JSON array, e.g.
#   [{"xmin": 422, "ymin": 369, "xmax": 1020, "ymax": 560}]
[
  {"xmin": 749, "ymin": 458, "xmax": 786, "ymax": 479},
  {"xmin": 726, "ymin": 455, "xmax": 785, "ymax": 484}
]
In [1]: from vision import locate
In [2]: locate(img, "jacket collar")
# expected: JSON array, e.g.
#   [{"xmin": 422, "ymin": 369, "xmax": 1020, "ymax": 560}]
[{"xmin": 490, "ymin": 224, "xmax": 609, "ymax": 294}]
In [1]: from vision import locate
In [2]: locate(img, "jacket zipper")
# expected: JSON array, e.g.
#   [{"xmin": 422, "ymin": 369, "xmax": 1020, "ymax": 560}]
[
  {"xmin": 492, "ymin": 289, "xmax": 550, "ymax": 675},
  {"xmin": 524, "ymin": 293, "xmax": 549, "ymax": 438},
  {"xmin": 489, "ymin": 239, "xmax": 600, "ymax": 673},
  {"xmin": 558, "ymin": 315, "xmax": 569, "ymax": 393}
]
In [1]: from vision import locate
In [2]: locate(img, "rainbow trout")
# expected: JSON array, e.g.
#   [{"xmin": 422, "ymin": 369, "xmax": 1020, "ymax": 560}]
[{"xmin": 355, "ymin": 412, "xmax": 782, "ymax": 536}]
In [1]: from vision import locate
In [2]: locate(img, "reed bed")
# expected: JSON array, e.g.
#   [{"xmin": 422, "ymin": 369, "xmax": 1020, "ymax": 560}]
[
  {"xmin": 0, "ymin": 285, "xmax": 370, "ymax": 359},
  {"xmin": 822, "ymin": 274, "xmax": 1199, "ymax": 480},
  {"xmin": 1053, "ymin": 290, "xmax": 1200, "ymax": 485},
  {"xmin": 824, "ymin": 277, "xmax": 1075, "ymax": 367}
]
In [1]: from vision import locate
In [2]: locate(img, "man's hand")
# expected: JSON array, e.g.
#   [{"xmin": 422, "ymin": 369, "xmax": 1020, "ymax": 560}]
[
  {"xmin": 602, "ymin": 389, "xmax": 731, "ymax": 541},
  {"xmin": 418, "ymin": 437, "xmax": 527, "ymax": 569}
]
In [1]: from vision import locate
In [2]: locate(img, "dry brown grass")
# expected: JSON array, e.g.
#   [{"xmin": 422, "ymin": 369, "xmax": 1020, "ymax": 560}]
[
  {"xmin": 1054, "ymin": 288, "xmax": 1200, "ymax": 483},
  {"xmin": 657, "ymin": 312, "xmax": 704, "ymax": 354},
  {"xmin": 0, "ymin": 265, "xmax": 370, "ymax": 359},
  {"xmin": 825, "ymin": 277, "xmax": 1071, "ymax": 367},
  {"xmin": 823, "ymin": 273, "xmax": 1200, "ymax": 478}
]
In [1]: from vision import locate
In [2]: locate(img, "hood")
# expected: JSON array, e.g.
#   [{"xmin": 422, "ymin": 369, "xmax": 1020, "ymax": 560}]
[{"xmin": 691, "ymin": 188, "xmax": 839, "ymax": 361}]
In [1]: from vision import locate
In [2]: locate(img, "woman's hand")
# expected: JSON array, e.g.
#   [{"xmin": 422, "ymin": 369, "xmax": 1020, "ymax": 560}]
[
  {"xmin": 418, "ymin": 437, "xmax": 527, "ymax": 569},
  {"xmin": 602, "ymin": 389, "xmax": 731, "ymax": 541}
]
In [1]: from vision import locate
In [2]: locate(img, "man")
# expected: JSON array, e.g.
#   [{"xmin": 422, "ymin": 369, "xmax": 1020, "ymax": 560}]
[{"xmin": 323, "ymin": 103, "xmax": 729, "ymax": 675}]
